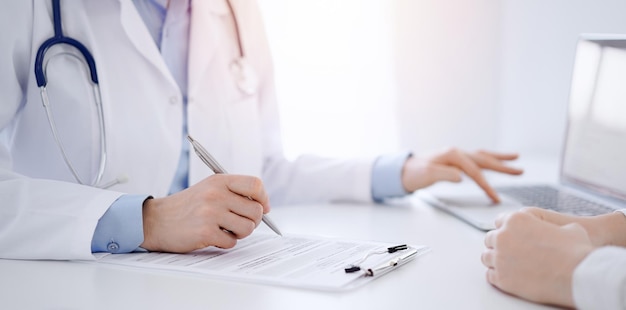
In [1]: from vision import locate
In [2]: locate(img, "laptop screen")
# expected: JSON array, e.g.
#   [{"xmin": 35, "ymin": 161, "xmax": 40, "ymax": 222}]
[{"xmin": 561, "ymin": 35, "xmax": 626, "ymax": 200}]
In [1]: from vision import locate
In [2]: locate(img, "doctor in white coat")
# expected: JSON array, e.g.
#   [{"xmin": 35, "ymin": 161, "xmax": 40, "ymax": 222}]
[{"xmin": 0, "ymin": 0, "xmax": 523, "ymax": 260}]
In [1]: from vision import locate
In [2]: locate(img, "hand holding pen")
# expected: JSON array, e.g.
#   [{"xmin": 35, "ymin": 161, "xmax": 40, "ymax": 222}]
[
  {"xmin": 187, "ymin": 135, "xmax": 283, "ymax": 236},
  {"xmin": 139, "ymin": 140, "xmax": 276, "ymax": 253}
]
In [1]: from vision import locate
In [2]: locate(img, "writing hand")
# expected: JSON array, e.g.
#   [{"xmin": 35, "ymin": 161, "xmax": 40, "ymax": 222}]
[{"xmin": 140, "ymin": 174, "xmax": 270, "ymax": 253}]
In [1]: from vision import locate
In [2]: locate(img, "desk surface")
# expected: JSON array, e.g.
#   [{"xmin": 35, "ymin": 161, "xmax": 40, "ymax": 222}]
[{"xmin": 0, "ymin": 158, "xmax": 560, "ymax": 310}]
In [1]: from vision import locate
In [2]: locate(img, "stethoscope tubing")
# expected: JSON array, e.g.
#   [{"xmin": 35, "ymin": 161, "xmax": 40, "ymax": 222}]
[
  {"xmin": 225, "ymin": 0, "xmax": 245, "ymax": 58},
  {"xmin": 36, "ymin": 0, "xmax": 107, "ymax": 186},
  {"xmin": 34, "ymin": 0, "xmax": 253, "ymax": 187},
  {"xmin": 35, "ymin": 0, "xmax": 99, "ymax": 88}
]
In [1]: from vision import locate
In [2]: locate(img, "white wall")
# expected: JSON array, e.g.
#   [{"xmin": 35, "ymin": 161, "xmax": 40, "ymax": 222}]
[
  {"xmin": 497, "ymin": 0, "xmax": 626, "ymax": 158},
  {"xmin": 259, "ymin": 0, "xmax": 626, "ymax": 160},
  {"xmin": 391, "ymin": 0, "xmax": 502, "ymax": 154},
  {"xmin": 258, "ymin": 0, "xmax": 399, "ymax": 160}
]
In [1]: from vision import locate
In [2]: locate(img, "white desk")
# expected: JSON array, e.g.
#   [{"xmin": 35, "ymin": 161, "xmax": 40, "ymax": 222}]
[{"xmin": 0, "ymin": 158, "xmax": 560, "ymax": 309}]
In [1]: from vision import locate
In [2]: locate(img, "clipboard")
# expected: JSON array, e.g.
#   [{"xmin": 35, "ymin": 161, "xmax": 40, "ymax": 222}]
[
  {"xmin": 341, "ymin": 245, "xmax": 430, "ymax": 290},
  {"xmin": 94, "ymin": 232, "xmax": 431, "ymax": 291}
]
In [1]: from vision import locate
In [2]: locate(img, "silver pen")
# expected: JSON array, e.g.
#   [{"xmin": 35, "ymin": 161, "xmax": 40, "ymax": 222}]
[{"xmin": 187, "ymin": 135, "xmax": 283, "ymax": 236}]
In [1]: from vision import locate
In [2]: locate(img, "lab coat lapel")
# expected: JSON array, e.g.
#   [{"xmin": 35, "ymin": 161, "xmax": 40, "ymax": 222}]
[
  {"xmin": 188, "ymin": 0, "xmax": 229, "ymax": 97},
  {"xmin": 116, "ymin": 0, "xmax": 178, "ymax": 90}
]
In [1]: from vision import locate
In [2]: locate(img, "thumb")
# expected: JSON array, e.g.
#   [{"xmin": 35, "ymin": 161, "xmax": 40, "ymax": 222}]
[
  {"xmin": 522, "ymin": 206, "xmax": 577, "ymax": 226},
  {"xmin": 562, "ymin": 222, "xmax": 587, "ymax": 234}
]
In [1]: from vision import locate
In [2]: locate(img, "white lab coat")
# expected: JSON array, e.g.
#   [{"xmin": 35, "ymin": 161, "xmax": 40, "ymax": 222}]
[{"xmin": 0, "ymin": 0, "xmax": 374, "ymax": 260}]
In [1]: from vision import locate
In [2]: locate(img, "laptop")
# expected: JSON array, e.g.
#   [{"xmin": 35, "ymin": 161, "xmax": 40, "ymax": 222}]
[{"xmin": 419, "ymin": 34, "xmax": 626, "ymax": 231}]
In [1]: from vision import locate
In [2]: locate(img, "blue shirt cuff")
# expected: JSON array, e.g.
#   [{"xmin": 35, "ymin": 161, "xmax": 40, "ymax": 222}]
[
  {"xmin": 91, "ymin": 194, "xmax": 150, "ymax": 253},
  {"xmin": 371, "ymin": 152, "xmax": 412, "ymax": 203}
]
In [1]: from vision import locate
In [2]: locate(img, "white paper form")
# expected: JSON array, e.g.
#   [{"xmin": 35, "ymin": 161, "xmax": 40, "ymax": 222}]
[{"xmin": 94, "ymin": 233, "xmax": 430, "ymax": 291}]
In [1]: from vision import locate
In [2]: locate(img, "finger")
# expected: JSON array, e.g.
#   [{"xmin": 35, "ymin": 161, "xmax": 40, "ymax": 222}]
[
  {"xmin": 219, "ymin": 211, "xmax": 257, "ymax": 239},
  {"xmin": 226, "ymin": 194, "xmax": 265, "ymax": 226},
  {"xmin": 211, "ymin": 229, "xmax": 238, "ymax": 249},
  {"xmin": 484, "ymin": 230, "xmax": 497, "ymax": 248},
  {"xmin": 520, "ymin": 206, "xmax": 546, "ymax": 218},
  {"xmin": 470, "ymin": 152, "xmax": 524, "ymax": 175},
  {"xmin": 490, "ymin": 165, "xmax": 524, "ymax": 176},
  {"xmin": 225, "ymin": 175, "xmax": 271, "ymax": 213},
  {"xmin": 486, "ymin": 268, "xmax": 498, "ymax": 286},
  {"xmin": 560, "ymin": 223, "xmax": 594, "ymax": 245},
  {"xmin": 494, "ymin": 212, "xmax": 510, "ymax": 229},
  {"xmin": 477, "ymin": 150, "xmax": 520, "ymax": 161},
  {"xmin": 481, "ymin": 249, "xmax": 494, "ymax": 268},
  {"xmin": 445, "ymin": 151, "xmax": 500, "ymax": 203},
  {"xmin": 561, "ymin": 222, "xmax": 587, "ymax": 235}
]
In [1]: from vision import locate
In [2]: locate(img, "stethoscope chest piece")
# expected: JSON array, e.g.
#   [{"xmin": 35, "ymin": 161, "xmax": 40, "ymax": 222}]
[{"xmin": 230, "ymin": 57, "xmax": 258, "ymax": 96}]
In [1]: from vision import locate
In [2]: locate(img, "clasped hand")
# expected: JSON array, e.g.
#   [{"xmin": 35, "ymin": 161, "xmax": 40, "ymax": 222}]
[{"xmin": 482, "ymin": 207, "xmax": 626, "ymax": 307}]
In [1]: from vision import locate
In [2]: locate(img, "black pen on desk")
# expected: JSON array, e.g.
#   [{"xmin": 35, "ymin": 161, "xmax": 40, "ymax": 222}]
[{"xmin": 186, "ymin": 135, "xmax": 283, "ymax": 236}]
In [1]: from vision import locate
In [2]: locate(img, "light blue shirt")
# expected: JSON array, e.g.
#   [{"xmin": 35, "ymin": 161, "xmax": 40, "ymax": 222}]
[
  {"xmin": 91, "ymin": 0, "xmax": 409, "ymax": 253},
  {"xmin": 91, "ymin": 0, "xmax": 191, "ymax": 253}
]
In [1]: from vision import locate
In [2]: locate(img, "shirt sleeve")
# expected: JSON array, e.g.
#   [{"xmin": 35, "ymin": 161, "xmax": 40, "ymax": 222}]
[
  {"xmin": 91, "ymin": 195, "xmax": 150, "ymax": 253},
  {"xmin": 572, "ymin": 246, "xmax": 626, "ymax": 310},
  {"xmin": 371, "ymin": 152, "xmax": 412, "ymax": 202}
]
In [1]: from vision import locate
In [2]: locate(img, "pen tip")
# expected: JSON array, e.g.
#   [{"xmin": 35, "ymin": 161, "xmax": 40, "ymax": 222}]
[{"xmin": 186, "ymin": 135, "xmax": 193, "ymax": 142}]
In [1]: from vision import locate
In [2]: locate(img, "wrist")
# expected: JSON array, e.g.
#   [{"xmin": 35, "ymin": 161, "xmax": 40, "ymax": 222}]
[
  {"xmin": 605, "ymin": 212, "xmax": 626, "ymax": 247},
  {"xmin": 140, "ymin": 197, "xmax": 159, "ymax": 251},
  {"xmin": 559, "ymin": 226, "xmax": 595, "ymax": 308},
  {"xmin": 587, "ymin": 212, "xmax": 626, "ymax": 247}
]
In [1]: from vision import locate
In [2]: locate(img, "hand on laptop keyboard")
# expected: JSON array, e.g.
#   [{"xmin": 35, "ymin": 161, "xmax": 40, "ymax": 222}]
[{"xmin": 402, "ymin": 148, "xmax": 524, "ymax": 203}]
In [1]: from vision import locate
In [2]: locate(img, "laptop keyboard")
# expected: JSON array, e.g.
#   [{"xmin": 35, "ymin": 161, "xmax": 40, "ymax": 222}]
[{"xmin": 495, "ymin": 185, "xmax": 615, "ymax": 216}]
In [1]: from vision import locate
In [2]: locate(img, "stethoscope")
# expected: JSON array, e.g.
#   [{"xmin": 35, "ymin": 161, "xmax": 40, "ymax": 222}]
[
  {"xmin": 225, "ymin": 0, "xmax": 258, "ymax": 95},
  {"xmin": 34, "ymin": 0, "xmax": 256, "ymax": 188}
]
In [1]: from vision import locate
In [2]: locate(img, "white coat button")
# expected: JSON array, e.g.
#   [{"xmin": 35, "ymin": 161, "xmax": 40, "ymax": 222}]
[
  {"xmin": 107, "ymin": 242, "xmax": 120, "ymax": 253},
  {"xmin": 169, "ymin": 96, "xmax": 179, "ymax": 105}
]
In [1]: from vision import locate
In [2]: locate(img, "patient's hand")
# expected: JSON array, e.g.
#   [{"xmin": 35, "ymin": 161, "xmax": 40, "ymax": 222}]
[
  {"xmin": 482, "ymin": 211, "xmax": 594, "ymax": 308},
  {"xmin": 520, "ymin": 207, "xmax": 626, "ymax": 248}
]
